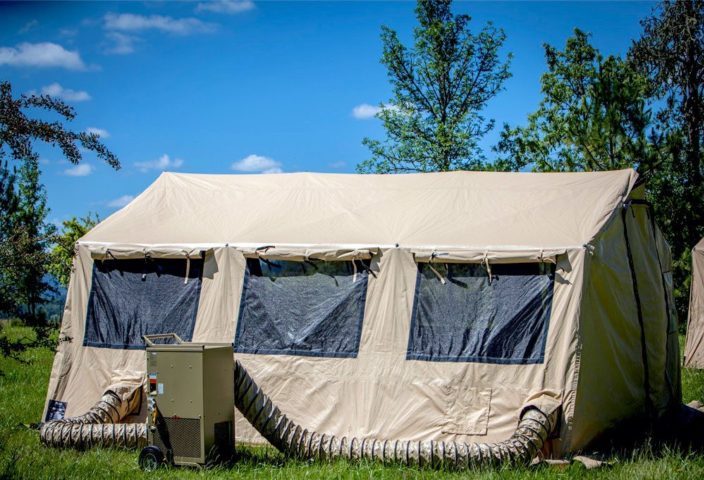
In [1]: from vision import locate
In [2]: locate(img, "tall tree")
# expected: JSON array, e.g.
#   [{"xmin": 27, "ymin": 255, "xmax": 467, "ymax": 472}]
[
  {"xmin": 495, "ymin": 29, "xmax": 661, "ymax": 175},
  {"xmin": 13, "ymin": 158, "xmax": 55, "ymax": 323},
  {"xmin": 48, "ymin": 213, "xmax": 100, "ymax": 287},
  {"xmin": 0, "ymin": 81, "xmax": 119, "ymax": 323},
  {"xmin": 629, "ymin": 0, "xmax": 704, "ymax": 252},
  {"xmin": 357, "ymin": 0, "xmax": 512, "ymax": 173},
  {"xmin": 0, "ymin": 160, "xmax": 20, "ymax": 315}
]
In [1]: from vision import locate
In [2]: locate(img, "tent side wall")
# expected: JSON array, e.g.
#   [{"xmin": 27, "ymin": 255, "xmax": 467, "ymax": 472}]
[
  {"xmin": 43, "ymin": 246, "xmax": 243, "ymax": 421},
  {"xmin": 570, "ymin": 199, "xmax": 679, "ymax": 451},
  {"xmin": 231, "ymin": 247, "xmax": 585, "ymax": 452},
  {"xmin": 44, "ymin": 244, "xmax": 585, "ymax": 455},
  {"xmin": 685, "ymin": 244, "xmax": 704, "ymax": 368}
]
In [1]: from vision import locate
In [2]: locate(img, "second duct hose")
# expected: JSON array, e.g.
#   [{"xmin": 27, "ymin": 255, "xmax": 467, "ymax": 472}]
[{"xmin": 234, "ymin": 360, "xmax": 560, "ymax": 467}]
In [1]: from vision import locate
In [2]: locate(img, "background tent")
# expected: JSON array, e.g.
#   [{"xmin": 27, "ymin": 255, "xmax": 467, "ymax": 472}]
[
  {"xmin": 685, "ymin": 239, "xmax": 704, "ymax": 368},
  {"xmin": 43, "ymin": 169, "xmax": 680, "ymax": 455}
]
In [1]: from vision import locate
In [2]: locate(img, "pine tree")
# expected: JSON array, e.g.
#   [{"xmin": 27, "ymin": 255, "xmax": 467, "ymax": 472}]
[{"xmin": 357, "ymin": 0, "xmax": 512, "ymax": 173}]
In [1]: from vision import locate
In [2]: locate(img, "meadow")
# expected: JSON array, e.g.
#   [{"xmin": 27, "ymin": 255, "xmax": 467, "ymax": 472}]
[{"xmin": 1, "ymin": 323, "xmax": 703, "ymax": 480}]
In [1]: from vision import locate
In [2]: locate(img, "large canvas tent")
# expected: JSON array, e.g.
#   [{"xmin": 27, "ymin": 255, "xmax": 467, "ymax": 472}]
[
  {"xmin": 43, "ymin": 169, "xmax": 680, "ymax": 456},
  {"xmin": 684, "ymin": 239, "xmax": 704, "ymax": 368}
]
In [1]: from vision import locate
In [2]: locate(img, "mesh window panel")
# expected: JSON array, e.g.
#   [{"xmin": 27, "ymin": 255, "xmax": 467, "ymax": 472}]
[
  {"xmin": 234, "ymin": 259, "xmax": 369, "ymax": 358},
  {"xmin": 83, "ymin": 257, "xmax": 203, "ymax": 349},
  {"xmin": 407, "ymin": 262, "xmax": 555, "ymax": 364}
]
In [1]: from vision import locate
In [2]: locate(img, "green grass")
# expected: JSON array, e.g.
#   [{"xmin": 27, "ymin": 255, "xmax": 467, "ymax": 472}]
[{"xmin": 1, "ymin": 324, "xmax": 704, "ymax": 479}]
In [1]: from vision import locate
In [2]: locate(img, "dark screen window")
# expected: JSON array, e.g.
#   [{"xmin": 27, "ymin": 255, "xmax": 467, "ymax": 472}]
[
  {"xmin": 234, "ymin": 259, "xmax": 369, "ymax": 358},
  {"xmin": 84, "ymin": 257, "xmax": 203, "ymax": 349},
  {"xmin": 407, "ymin": 262, "xmax": 554, "ymax": 364}
]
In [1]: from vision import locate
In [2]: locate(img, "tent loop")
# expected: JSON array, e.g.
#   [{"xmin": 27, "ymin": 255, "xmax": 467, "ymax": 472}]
[
  {"xmin": 183, "ymin": 250, "xmax": 191, "ymax": 285},
  {"xmin": 483, "ymin": 252, "xmax": 492, "ymax": 285},
  {"xmin": 352, "ymin": 260, "xmax": 358, "ymax": 283},
  {"xmin": 141, "ymin": 250, "xmax": 152, "ymax": 281},
  {"xmin": 255, "ymin": 245, "xmax": 275, "ymax": 255},
  {"xmin": 106, "ymin": 249, "xmax": 117, "ymax": 261},
  {"xmin": 428, "ymin": 251, "xmax": 446, "ymax": 285},
  {"xmin": 98, "ymin": 248, "xmax": 116, "ymax": 267}
]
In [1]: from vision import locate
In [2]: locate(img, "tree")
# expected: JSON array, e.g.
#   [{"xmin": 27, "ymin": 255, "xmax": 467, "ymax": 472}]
[
  {"xmin": 629, "ymin": 0, "xmax": 704, "ymax": 254},
  {"xmin": 0, "ymin": 81, "xmax": 119, "ymax": 169},
  {"xmin": 48, "ymin": 213, "xmax": 100, "ymax": 287},
  {"xmin": 643, "ymin": 129, "xmax": 695, "ymax": 320},
  {"xmin": 495, "ymin": 29, "xmax": 661, "ymax": 175},
  {"xmin": 0, "ymin": 159, "xmax": 53, "ymax": 321},
  {"xmin": 357, "ymin": 0, "xmax": 512, "ymax": 173},
  {"xmin": 13, "ymin": 158, "xmax": 56, "ymax": 323},
  {"xmin": 0, "ymin": 160, "xmax": 20, "ymax": 315},
  {"xmin": 0, "ymin": 80, "xmax": 119, "ymax": 323}
]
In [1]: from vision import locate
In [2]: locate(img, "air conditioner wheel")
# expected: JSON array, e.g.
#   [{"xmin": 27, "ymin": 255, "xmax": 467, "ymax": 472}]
[{"xmin": 139, "ymin": 445, "xmax": 164, "ymax": 471}]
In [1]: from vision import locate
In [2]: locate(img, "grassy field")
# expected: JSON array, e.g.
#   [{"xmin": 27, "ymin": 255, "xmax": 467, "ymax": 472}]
[{"xmin": 1, "ymin": 324, "xmax": 703, "ymax": 480}]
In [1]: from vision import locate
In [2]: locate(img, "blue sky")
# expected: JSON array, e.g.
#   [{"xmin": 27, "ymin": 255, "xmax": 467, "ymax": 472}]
[{"xmin": 0, "ymin": 0, "xmax": 655, "ymax": 225}]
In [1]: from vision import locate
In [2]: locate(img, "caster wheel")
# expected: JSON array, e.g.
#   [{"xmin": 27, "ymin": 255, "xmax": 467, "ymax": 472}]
[{"xmin": 139, "ymin": 445, "xmax": 164, "ymax": 471}]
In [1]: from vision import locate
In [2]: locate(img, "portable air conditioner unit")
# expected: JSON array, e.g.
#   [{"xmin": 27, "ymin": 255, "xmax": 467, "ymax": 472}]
[{"xmin": 139, "ymin": 334, "xmax": 234, "ymax": 470}]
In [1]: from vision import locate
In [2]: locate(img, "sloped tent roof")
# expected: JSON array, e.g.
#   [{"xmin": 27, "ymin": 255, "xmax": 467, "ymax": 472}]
[
  {"xmin": 685, "ymin": 238, "xmax": 704, "ymax": 368},
  {"xmin": 83, "ymin": 169, "xmax": 638, "ymax": 250}
]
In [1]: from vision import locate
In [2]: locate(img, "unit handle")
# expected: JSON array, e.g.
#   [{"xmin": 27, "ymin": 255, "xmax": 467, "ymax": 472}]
[{"xmin": 143, "ymin": 333, "xmax": 185, "ymax": 346}]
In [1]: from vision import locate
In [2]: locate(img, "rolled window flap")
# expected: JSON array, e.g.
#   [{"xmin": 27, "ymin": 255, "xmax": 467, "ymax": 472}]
[
  {"xmin": 241, "ymin": 246, "xmax": 377, "ymax": 261},
  {"xmin": 86, "ymin": 244, "xmax": 210, "ymax": 260},
  {"xmin": 413, "ymin": 248, "xmax": 567, "ymax": 264}
]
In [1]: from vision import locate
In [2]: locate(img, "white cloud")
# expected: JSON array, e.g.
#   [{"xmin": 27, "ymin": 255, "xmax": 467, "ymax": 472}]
[
  {"xmin": 86, "ymin": 127, "xmax": 109, "ymax": 138},
  {"xmin": 64, "ymin": 163, "xmax": 93, "ymax": 177},
  {"xmin": 231, "ymin": 154, "xmax": 282, "ymax": 174},
  {"xmin": 108, "ymin": 195, "xmax": 134, "ymax": 208},
  {"xmin": 104, "ymin": 13, "xmax": 217, "ymax": 35},
  {"xmin": 104, "ymin": 32, "xmax": 136, "ymax": 55},
  {"xmin": 33, "ymin": 83, "xmax": 91, "ymax": 102},
  {"xmin": 352, "ymin": 103, "xmax": 400, "ymax": 120},
  {"xmin": 196, "ymin": 0, "xmax": 255, "ymax": 14},
  {"xmin": 0, "ymin": 42, "xmax": 86, "ymax": 70},
  {"xmin": 352, "ymin": 103, "xmax": 382, "ymax": 119},
  {"xmin": 135, "ymin": 154, "xmax": 184, "ymax": 172}
]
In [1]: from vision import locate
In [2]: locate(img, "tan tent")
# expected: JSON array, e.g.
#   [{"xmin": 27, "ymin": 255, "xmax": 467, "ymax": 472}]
[
  {"xmin": 43, "ymin": 169, "xmax": 680, "ymax": 456},
  {"xmin": 684, "ymin": 239, "xmax": 704, "ymax": 368}
]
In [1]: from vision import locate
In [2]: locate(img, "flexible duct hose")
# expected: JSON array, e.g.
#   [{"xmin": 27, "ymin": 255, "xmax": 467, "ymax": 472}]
[
  {"xmin": 40, "ymin": 387, "xmax": 147, "ymax": 449},
  {"xmin": 234, "ymin": 360, "xmax": 560, "ymax": 467}
]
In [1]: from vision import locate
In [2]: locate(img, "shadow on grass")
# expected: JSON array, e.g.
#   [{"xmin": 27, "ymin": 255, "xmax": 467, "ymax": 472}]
[
  {"xmin": 582, "ymin": 404, "xmax": 704, "ymax": 462},
  {"xmin": 0, "ymin": 324, "xmax": 58, "ymax": 375}
]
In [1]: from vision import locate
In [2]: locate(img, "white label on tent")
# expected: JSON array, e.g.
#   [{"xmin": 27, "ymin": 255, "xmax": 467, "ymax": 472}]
[{"xmin": 157, "ymin": 383, "xmax": 164, "ymax": 395}]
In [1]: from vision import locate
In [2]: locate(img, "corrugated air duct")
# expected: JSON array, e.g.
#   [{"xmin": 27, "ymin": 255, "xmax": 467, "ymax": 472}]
[
  {"xmin": 40, "ymin": 382, "xmax": 147, "ymax": 449},
  {"xmin": 234, "ymin": 360, "xmax": 561, "ymax": 467}
]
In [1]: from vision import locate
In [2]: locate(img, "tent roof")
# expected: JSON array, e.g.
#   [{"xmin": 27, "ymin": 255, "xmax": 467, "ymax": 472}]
[
  {"xmin": 81, "ymin": 169, "xmax": 637, "ymax": 251},
  {"xmin": 695, "ymin": 238, "xmax": 704, "ymax": 252}
]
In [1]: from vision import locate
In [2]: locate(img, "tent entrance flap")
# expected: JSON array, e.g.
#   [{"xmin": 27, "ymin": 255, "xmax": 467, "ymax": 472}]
[
  {"xmin": 407, "ymin": 262, "xmax": 555, "ymax": 364},
  {"xmin": 234, "ymin": 259, "xmax": 369, "ymax": 358},
  {"xmin": 83, "ymin": 258, "xmax": 203, "ymax": 349}
]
